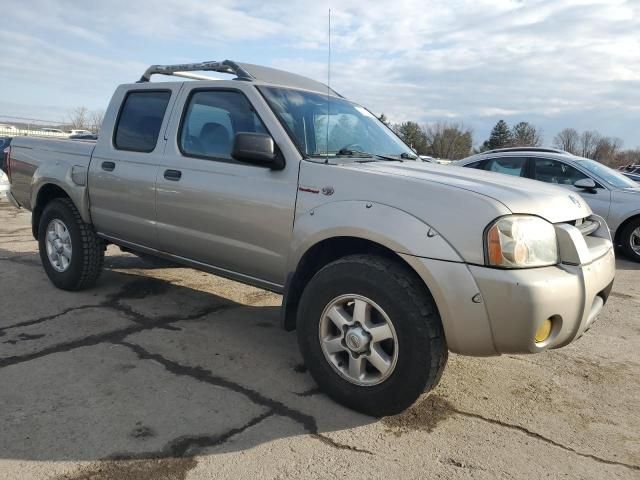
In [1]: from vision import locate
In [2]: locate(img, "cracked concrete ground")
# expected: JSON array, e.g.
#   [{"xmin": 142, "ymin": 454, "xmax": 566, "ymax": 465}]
[{"xmin": 0, "ymin": 199, "xmax": 638, "ymax": 480}]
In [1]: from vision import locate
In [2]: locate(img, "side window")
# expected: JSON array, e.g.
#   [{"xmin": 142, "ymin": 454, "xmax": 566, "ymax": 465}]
[
  {"xmin": 465, "ymin": 160, "xmax": 488, "ymax": 169},
  {"xmin": 483, "ymin": 157, "xmax": 527, "ymax": 177},
  {"xmin": 180, "ymin": 90, "xmax": 268, "ymax": 160},
  {"xmin": 114, "ymin": 91, "xmax": 171, "ymax": 152},
  {"xmin": 533, "ymin": 159, "xmax": 588, "ymax": 185}
]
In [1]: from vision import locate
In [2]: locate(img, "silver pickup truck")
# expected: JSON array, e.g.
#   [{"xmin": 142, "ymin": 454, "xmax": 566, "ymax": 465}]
[{"xmin": 6, "ymin": 60, "xmax": 615, "ymax": 416}]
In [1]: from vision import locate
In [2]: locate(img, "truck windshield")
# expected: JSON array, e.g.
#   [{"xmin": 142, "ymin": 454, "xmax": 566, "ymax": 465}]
[
  {"xmin": 259, "ymin": 86, "xmax": 416, "ymax": 160},
  {"xmin": 575, "ymin": 159, "xmax": 638, "ymax": 189}
]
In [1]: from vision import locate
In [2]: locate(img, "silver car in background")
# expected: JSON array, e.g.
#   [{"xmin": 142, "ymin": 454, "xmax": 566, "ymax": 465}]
[{"xmin": 457, "ymin": 148, "xmax": 640, "ymax": 262}]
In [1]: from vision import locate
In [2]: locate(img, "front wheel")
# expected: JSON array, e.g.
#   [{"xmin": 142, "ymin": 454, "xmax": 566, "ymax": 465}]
[
  {"xmin": 38, "ymin": 198, "xmax": 104, "ymax": 290},
  {"xmin": 297, "ymin": 254, "xmax": 447, "ymax": 417},
  {"xmin": 619, "ymin": 218, "xmax": 640, "ymax": 262}
]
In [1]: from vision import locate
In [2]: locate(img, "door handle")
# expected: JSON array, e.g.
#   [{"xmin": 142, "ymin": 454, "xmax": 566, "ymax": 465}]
[
  {"xmin": 164, "ymin": 169, "xmax": 182, "ymax": 181},
  {"xmin": 101, "ymin": 161, "xmax": 115, "ymax": 172}
]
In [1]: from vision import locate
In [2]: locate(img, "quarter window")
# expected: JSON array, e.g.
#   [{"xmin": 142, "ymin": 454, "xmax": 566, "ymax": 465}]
[
  {"xmin": 114, "ymin": 91, "xmax": 171, "ymax": 152},
  {"xmin": 533, "ymin": 159, "xmax": 588, "ymax": 185},
  {"xmin": 180, "ymin": 90, "xmax": 267, "ymax": 160}
]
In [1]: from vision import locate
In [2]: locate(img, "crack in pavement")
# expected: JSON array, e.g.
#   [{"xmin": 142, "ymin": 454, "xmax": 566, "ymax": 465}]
[
  {"xmin": 3, "ymin": 333, "xmax": 45, "ymax": 345},
  {"xmin": 0, "ymin": 272, "xmax": 235, "ymax": 345},
  {"xmin": 0, "ymin": 302, "xmax": 235, "ymax": 369},
  {"xmin": 0, "ymin": 254, "xmax": 41, "ymax": 267},
  {"xmin": 107, "ymin": 410, "xmax": 276, "ymax": 461},
  {"xmin": 116, "ymin": 341, "xmax": 373, "ymax": 456},
  {"xmin": 294, "ymin": 387, "xmax": 322, "ymax": 397},
  {"xmin": 450, "ymin": 407, "xmax": 640, "ymax": 472},
  {"xmin": 0, "ymin": 305, "xmax": 102, "ymax": 334}
]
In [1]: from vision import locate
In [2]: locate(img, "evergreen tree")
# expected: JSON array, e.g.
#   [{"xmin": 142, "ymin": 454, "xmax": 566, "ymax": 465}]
[
  {"xmin": 482, "ymin": 120, "xmax": 512, "ymax": 151},
  {"xmin": 395, "ymin": 121, "xmax": 428, "ymax": 154},
  {"xmin": 511, "ymin": 122, "xmax": 542, "ymax": 147},
  {"xmin": 378, "ymin": 113, "xmax": 390, "ymax": 126}
]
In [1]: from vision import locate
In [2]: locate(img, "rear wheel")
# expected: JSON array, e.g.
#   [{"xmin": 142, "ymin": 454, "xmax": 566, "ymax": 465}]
[
  {"xmin": 619, "ymin": 218, "xmax": 640, "ymax": 262},
  {"xmin": 38, "ymin": 198, "xmax": 104, "ymax": 290},
  {"xmin": 297, "ymin": 254, "xmax": 447, "ymax": 417}
]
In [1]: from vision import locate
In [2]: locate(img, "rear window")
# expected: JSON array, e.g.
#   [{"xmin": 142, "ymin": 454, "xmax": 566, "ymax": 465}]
[{"xmin": 114, "ymin": 90, "xmax": 171, "ymax": 152}]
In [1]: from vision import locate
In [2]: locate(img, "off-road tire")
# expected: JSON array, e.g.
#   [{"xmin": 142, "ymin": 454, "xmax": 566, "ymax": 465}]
[
  {"xmin": 38, "ymin": 198, "xmax": 104, "ymax": 290},
  {"xmin": 297, "ymin": 254, "xmax": 447, "ymax": 417}
]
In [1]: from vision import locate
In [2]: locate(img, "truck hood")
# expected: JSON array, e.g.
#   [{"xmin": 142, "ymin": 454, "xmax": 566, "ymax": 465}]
[{"xmin": 348, "ymin": 161, "xmax": 592, "ymax": 223}]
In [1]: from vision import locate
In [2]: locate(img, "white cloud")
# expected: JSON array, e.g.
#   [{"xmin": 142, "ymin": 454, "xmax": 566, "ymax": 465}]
[{"xmin": 0, "ymin": 0, "xmax": 638, "ymax": 146}]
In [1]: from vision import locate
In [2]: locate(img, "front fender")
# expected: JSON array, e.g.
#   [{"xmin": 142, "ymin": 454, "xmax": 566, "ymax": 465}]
[{"xmin": 288, "ymin": 200, "xmax": 462, "ymax": 273}]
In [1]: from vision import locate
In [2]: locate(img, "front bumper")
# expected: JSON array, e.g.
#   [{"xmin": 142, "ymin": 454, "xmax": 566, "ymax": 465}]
[
  {"xmin": 400, "ymin": 215, "xmax": 616, "ymax": 355},
  {"xmin": 469, "ymin": 246, "xmax": 614, "ymax": 353}
]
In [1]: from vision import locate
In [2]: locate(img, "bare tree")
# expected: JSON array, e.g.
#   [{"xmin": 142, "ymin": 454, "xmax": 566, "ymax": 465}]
[
  {"xmin": 423, "ymin": 121, "xmax": 473, "ymax": 160},
  {"xmin": 554, "ymin": 128, "xmax": 623, "ymax": 164},
  {"xmin": 553, "ymin": 128, "xmax": 579, "ymax": 154},
  {"xmin": 614, "ymin": 149, "xmax": 640, "ymax": 168},
  {"xmin": 578, "ymin": 130, "xmax": 602, "ymax": 159},
  {"xmin": 88, "ymin": 109, "xmax": 105, "ymax": 133},
  {"xmin": 593, "ymin": 136, "xmax": 623, "ymax": 164},
  {"xmin": 68, "ymin": 106, "xmax": 89, "ymax": 130},
  {"xmin": 511, "ymin": 122, "xmax": 543, "ymax": 147}
]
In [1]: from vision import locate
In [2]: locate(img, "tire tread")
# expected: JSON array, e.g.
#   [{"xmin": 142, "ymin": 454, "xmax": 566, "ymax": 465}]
[{"xmin": 39, "ymin": 198, "xmax": 104, "ymax": 290}]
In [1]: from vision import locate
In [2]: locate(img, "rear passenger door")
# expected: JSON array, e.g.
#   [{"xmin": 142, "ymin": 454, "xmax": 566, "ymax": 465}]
[{"xmin": 89, "ymin": 86, "xmax": 179, "ymax": 248}]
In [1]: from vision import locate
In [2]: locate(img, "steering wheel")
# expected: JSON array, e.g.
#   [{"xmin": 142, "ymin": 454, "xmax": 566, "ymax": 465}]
[{"xmin": 339, "ymin": 143, "xmax": 366, "ymax": 152}]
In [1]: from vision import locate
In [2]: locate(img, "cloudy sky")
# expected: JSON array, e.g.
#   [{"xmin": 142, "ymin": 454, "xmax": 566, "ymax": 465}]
[{"xmin": 1, "ymin": 0, "xmax": 638, "ymax": 148}]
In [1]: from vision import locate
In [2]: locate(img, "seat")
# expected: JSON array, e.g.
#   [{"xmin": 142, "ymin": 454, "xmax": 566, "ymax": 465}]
[
  {"xmin": 199, "ymin": 122, "xmax": 231, "ymax": 157},
  {"xmin": 137, "ymin": 115, "xmax": 162, "ymax": 149}
]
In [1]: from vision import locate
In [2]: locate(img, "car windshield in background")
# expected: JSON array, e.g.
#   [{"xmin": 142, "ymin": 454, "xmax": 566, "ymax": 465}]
[
  {"xmin": 259, "ymin": 86, "xmax": 415, "ymax": 160},
  {"xmin": 575, "ymin": 159, "xmax": 638, "ymax": 188}
]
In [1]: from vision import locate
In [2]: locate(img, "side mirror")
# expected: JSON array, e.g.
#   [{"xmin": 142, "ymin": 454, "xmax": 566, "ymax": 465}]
[
  {"xmin": 574, "ymin": 178, "xmax": 597, "ymax": 191},
  {"xmin": 232, "ymin": 132, "xmax": 284, "ymax": 169}
]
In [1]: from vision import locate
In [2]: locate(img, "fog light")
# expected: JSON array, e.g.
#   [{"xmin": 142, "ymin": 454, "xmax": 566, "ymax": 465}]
[{"xmin": 535, "ymin": 318, "xmax": 553, "ymax": 343}]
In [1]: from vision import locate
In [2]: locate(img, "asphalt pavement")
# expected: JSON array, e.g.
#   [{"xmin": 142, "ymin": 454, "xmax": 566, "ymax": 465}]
[{"xmin": 0, "ymin": 199, "xmax": 638, "ymax": 479}]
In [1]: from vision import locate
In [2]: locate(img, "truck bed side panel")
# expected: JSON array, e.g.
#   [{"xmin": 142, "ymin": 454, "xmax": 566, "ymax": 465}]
[{"xmin": 9, "ymin": 137, "xmax": 95, "ymax": 221}]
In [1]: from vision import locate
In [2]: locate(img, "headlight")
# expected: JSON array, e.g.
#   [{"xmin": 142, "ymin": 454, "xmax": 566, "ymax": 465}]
[{"xmin": 485, "ymin": 215, "xmax": 558, "ymax": 268}]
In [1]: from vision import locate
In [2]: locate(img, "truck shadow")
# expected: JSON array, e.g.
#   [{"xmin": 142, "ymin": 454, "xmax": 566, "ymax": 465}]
[
  {"xmin": 615, "ymin": 257, "xmax": 640, "ymax": 271},
  {"xmin": 0, "ymin": 249, "xmax": 381, "ymax": 472}
]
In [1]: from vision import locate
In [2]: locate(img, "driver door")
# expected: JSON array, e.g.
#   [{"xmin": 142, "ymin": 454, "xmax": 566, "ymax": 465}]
[{"xmin": 155, "ymin": 86, "xmax": 299, "ymax": 288}]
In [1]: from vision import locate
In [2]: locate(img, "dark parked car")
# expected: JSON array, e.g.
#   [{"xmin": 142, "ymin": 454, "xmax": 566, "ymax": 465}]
[
  {"xmin": 619, "ymin": 165, "xmax": 640, "ymax": 176},
  {"xmin": 68, "ymin": 133, "xmax": 98, "ymax": 140},
  {"xmin": 1, "ymin": 136, "xmax": 12, "ymax": 173},
  {"xmin": 623, "ymin": 172, "xmax": 640, "ymax": 183}
]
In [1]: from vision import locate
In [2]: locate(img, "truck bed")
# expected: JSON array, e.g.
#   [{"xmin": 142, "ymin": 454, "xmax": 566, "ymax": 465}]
[{"xmin": 8, "ymin": 136, "xmax": 95, "ymax": 210}]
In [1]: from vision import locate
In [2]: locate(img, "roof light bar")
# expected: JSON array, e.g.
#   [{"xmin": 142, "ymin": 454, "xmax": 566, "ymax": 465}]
[{"xmin": 138, "ymin": 60, "xmax": 253, "ymax": 83}]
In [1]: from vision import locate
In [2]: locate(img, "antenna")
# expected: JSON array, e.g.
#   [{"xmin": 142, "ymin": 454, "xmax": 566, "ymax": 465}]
[{"xmin": 326, "ymin": 8, "xmax": 331, "ymax": 160}]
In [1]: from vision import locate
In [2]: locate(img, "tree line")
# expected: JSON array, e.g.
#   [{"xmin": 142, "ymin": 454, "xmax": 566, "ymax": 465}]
[{"xmin": 381, "ymin": 114, "xmax": 638, "ymax": 166}]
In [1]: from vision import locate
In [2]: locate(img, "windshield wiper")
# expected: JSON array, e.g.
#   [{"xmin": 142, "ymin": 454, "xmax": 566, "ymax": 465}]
[{"xmin": 335, "ymin": 148, "xmax": 403, "ymax": 162}]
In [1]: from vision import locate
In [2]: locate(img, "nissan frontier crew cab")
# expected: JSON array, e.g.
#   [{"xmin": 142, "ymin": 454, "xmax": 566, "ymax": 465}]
[{"xmin": 6, "ymin": 60, "xmax": 615, "ymax": 416}]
